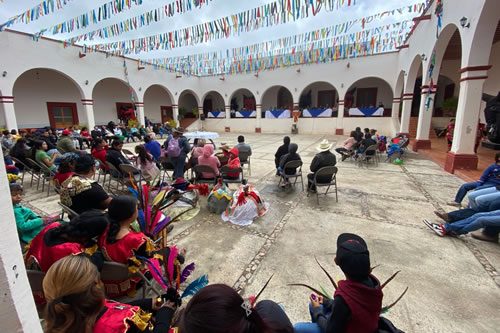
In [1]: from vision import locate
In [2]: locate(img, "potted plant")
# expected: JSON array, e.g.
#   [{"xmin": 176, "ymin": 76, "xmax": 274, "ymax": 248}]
[
  {"xmin": 178, "ymin": 107, "xmax": 188, "ymax": 121},
  {"xmin": 441, "ymin": 96, "xmax": 458, "ymax": 117}
]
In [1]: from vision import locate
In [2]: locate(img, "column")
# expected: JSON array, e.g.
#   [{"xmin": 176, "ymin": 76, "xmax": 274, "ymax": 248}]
[
  {"xmin": 0, "ymin": 96, "xmax": 17, "ymax": 130},
  {"xmin": 412, "ymin": 85, "xmax": 435, "ymax": 152},
  {"xmin": 255, "ymin": 104, "xmax": 262, "ymax": 133},
  {"xmin": 0, "ymin": 157, "xmax": 43, "ymax": 332},
  {"xmin": 391, "ymin": 97, "xmax": 401, "ymax": 137},
  {"xmin": 135, "ymin": 102, "xmax": 145, "ymax": 126},
  {"xmin": 80, "ymin": 99, "xmax": 95, "ymax": 129},
  {"xmin": 444, "ymin": 67, "xmax": 490, "ymax": 173},
  {"xmin": 336, "ymin": 100, "xmax": 344, "ymax": 135},
  {"xmin": 224, "ymin": 104, "xmax": 231, "ymax": 132},
  {"xmin": 172, "ymin": 104, "xmax": 179, "ymax": 127},
  {"xmin": 399, "ymin": 93, "xmax": 413, "ymax": 135}
]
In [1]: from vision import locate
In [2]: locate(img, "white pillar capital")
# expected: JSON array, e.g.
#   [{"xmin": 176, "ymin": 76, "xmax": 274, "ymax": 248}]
[{"xmin": 1, "ymin": 95, "xmax": 17, "ymax": 130}]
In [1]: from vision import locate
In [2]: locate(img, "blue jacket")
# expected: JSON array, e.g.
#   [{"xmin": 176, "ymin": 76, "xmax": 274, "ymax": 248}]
[
  {"xmin": 145, "ymin": 141, "xmax": 162, "ymax": 161},
  {"xmin": 479, "ymin": 163, "xmax": 500, "ymax": 185}
]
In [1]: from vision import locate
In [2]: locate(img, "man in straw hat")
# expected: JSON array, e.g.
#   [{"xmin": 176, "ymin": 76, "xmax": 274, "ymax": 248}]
[{"xmin": 308, "ymin": 139, "xmax": 336, "ymax": 192}]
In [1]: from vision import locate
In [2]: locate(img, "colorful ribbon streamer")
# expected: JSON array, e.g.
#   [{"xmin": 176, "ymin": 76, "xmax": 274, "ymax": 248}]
[
  {"xmin": 78, "ymin": 0, "xmax": 359, "ymax": 54},
  {"xmin": 37, "ymin": 0, "xmax": 212, "ymax": 40},
  {"xmin": 0, "ymin": 0, "xmax": 74, "ymax": 31},
  {"xmin": 135, "ymin": 19, "xmax": 414, "ymax": 77}
]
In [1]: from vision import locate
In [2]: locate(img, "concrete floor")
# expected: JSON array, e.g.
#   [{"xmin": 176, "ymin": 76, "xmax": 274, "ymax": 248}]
[{"xmin": 21, "ymin": 133, "xmax": 500, "ymax": 333}]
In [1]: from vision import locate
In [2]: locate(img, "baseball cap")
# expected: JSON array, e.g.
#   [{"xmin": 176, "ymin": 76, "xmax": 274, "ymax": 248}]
[
  {"xmin": 62, "ymin": 129, "xmax": 71, "ymax": 135},
  {"xmin": 336, "ymin": 233, "xmax": 370, "ymax": 281}
]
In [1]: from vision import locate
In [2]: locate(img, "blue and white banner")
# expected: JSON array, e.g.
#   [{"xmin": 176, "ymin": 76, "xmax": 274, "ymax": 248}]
[
  {"xmin": 303, "ymin": 108, "xmax": 333, "ymax": 118},
  {"xmin": 265, "ymin": 109, "xmax": 291, "ymax": 119},
  {"xmin": 208, "ymin": 111, "xmax": 225, "ymax": 118},
  {"xmin": 348, "ymin": 107, "xmax": 384, "ymax": 117},
  {"xmin": 235, "ymin": 110, "xmax": 256, "ymax": 118}
]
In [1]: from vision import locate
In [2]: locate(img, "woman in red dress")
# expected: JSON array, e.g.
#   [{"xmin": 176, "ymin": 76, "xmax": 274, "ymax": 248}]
[{"xmin": 43, "ymin": 255, "xmax": 176, "ymax": 333}]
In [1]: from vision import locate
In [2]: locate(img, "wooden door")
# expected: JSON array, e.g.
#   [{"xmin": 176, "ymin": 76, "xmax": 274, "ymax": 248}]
[
  {"xmin": 47, "ymin": 102, "xmax": 78, "ymax": 129},
  {"xmin": 161, "ymin": 106, "xmax": 173, "ymax": 123}
]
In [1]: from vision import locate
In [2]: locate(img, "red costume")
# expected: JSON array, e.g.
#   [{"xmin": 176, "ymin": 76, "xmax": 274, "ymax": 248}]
[
  {"xmin": 24, "ymin": 222, "xmax": 95, "ymax": 272},
  {"xmin": 93, "ymin": 300, "xmax": 153, "ymax": 333},
  {"xmin": 92, "ymin": 146, "xmax": 110, "ymax": 171},
  {"xmin": 99, "ymin": 230, "xmax": 162, "ymax": 298},
  {"xmin": 334, "ymin": 275, "xmax": 383, "ymax": 333},
  {"xmin": 226, "ymin": 147, "xmax": 241, "ymax": 178}
]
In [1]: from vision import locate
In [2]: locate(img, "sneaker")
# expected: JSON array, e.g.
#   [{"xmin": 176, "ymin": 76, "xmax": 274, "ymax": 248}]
[
  {"xmin": 423, "ymin": 219, "xmax": 446, "ymax": 236},
  {"xmin": 447, "ymin": 201, "xmax": 461, "ymax": 207},
  {"xmin": 433, "ymin": 210, "xmax": 450, "ymax": 222},
  {"xmin": 471, "ymin": 231, "xmax": 499, "ymax": 243},
  {"xmin": 341, "ymin": 155, "xmax": 346, "ymax": 162}
]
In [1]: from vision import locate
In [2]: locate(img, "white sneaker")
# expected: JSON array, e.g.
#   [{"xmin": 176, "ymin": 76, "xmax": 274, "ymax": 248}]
[{"xmin": 423, "ymin": 219, "xmax": 446, "ymax": 236}]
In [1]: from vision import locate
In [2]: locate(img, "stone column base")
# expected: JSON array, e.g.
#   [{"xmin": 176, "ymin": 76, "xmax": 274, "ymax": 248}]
[
  {"xmin": 412, "ymin": 139, "xmax": 431, "ymax": 152},
  {"xmin": 444, "ymin": 152, "xmax": 478, "ymax": 173},
  {"xmin": 335, "ymin": 128, "xmax": 344, "ymax": 135},
  {"xmin": 225, "ymin": 126, "xmax": 230, "ymax": 132},
  {"xmin": 255, "ymin": 127, "xmax": 261, "ymax": 133}
]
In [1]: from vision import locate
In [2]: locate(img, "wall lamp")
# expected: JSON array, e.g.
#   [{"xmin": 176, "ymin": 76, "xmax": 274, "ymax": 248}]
[
  {"xmin": 85, "ymin": 80, "xmax": 89, "ymax": 85},
  {"xmin": 460, "ymin": 16, "xmax": 470, "ymax": 28},
  {"xmin": 420, "ymin": 54, "xmax": 427, "ymax": 61},
  {"xmin": 2, "ymin": 71, "xmax": 6, "ymax": 77}
]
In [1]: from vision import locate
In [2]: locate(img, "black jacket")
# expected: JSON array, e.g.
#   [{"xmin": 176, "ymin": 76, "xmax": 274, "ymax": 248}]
[
  {"xmin": 105, "ymin": 148, "xmax": 130, "ymax": 173},
  {"xmin": 310, "ymin": 151, "xmax": 337, "ymax": 182}
]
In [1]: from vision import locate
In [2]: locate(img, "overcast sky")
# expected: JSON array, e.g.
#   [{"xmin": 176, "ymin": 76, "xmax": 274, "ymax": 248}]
[{"xmin": 0, "ymin": 0, "xmax": 422, "ymax": 59}]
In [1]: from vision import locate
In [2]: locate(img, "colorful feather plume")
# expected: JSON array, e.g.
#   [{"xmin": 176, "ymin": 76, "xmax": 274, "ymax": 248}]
[
  {"xmin": 180, "ymin": 262, "xmax": 196, "ymax": 284},
  {"xmin": 167, "ymin": 246, "xmax": 179, "ymax": 284},
  {"xmin": 181, "ymin": 274, "xmax": 209, "ymax": 299}
]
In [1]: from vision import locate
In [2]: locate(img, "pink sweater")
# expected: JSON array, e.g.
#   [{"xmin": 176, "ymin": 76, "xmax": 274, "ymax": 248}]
[
  {"xmin": 343, "ymin": 137, "xmax": 356, "ymax": 150},
  {"xmin": 197, "ymin": 145, "xmax": 220, "ymax": 178}
]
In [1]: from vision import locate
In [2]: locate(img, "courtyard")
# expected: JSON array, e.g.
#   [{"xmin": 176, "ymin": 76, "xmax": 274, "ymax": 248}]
[{"xmin": 20, "ymin": 132, "xmax": 500, "ymax": 333}]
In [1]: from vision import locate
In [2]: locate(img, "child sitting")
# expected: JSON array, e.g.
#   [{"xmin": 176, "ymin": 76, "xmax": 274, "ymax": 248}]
[
  {"xmin": 294, "ymin": 233, "xmax": 383, "ymax": 333},
  {"xmin": 225, "ymin": 147, "xmax": 241, "ymax": 179},
  {"xmin": 11, "ymin": 184, "xmax": 54, "ymax": 244}
]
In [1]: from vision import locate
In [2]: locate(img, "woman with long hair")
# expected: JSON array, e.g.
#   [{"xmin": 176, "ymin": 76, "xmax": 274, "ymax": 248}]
[
  {"xmin": 134, "ymin": 145, "xmax": 160, "ymax": 183},
  {"xmin": 43, "ymin": 255, "xmax": 176, "ymax": 333},
  {"xmin": 32, "ymin": 140, "xmax": 59, "ymax": 175},
  {"xmin": 9, "ymin": 138, "xmax": 30, "ymax": 169},
  {"xmin": 178, "ymin": 284, "xmax": 294, "ymax": 333}
]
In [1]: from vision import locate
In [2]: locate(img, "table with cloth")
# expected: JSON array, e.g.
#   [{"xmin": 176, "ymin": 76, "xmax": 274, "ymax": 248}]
[
  {"xmin": 265, "ymin": 109, "xmax": 291, "ymax": 119},
  {"xmin": 235, "ymin": 111, "xmax": 256, "ymax": 118},
  {"xmin": 348, "ymin": 107, "xmax": 384, "ymax": 116},
  {"xmin": 302, "ymin": 108, "xmax": 333, "ymax": 118},
  {"xmin": 207, "ymin": 111, "xmax": 226, "ymax": 118}
]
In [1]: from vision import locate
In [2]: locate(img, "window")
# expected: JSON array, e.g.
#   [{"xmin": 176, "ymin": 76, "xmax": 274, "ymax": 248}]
[{"xmin": 47, "ymin": 102, "xmax": 78, "ymax": 129}]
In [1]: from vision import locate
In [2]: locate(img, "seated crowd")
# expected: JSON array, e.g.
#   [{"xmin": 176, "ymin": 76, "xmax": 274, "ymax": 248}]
[{"xmin": 6, "ymin": 120, "xmax": 497, "ymax": 333}]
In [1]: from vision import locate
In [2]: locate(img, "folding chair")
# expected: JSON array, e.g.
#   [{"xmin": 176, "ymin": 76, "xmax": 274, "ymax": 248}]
[
  {"xmin": 122, "ymin": 148, "xmax": 137, "ymax": 161},
  {"xmin": 26, "ymin": 158, "xmax": 56, "ymax": 195},
  {"xmin": 11, "ymin": 156, "xmax": 36, "ymax": 186},
  {"xmin": 27, "ymin": 269, "xmax": 45, "ymax": 293},
  {"xmin": 307, "ymin": 166, "xmax": 338, "ymax": 204},
  {"xmin": 356, "ymin": 145, "xmax": 378, "ymax": 168},
  {"xmin": 239, "ymin": 151, "xmax": 251, "ymax": 176},
  {"xmin": 100, "ymin": 261, "xmax": 163, "ymax": 298},
  {"xmin": 220, "ymin": 166, "xmax": 244, "ymax": 187},
  {"xmin": 58, "ymin": 201, "xmax": 79, "ymax": 220},
  {"xmin": 119, "ymin": 164, "xmax": 143, "ymax": 189},
  {"xmin": 106, "ymin": 162, "xmax": 126, "ymax": 191},
  {"xmin": 193, "ymin": 165, "xmax": 219, "ymax": 185},
  {"xmin": 278, "ymin": 160, "xmax": 304, "ymax": 191},
  {"xmin": 159, "ymin": 156, "xmax": 175, "ymax": 180}
]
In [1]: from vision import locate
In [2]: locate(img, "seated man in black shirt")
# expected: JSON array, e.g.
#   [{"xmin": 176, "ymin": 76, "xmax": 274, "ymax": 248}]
[
  {"xmin": 294, "ymin": 233, "xmax": 383, "ymax": 333},
  {"xmin": 105, "ymin": 139, "xmax": 131, "ymax": 176},
  {"xmin": 60, "ymin": 154, "xmax": 112, "ymax": 215},
  {"xmin": 355, "ymin": 134, "xmax": 377, "ymax": 159},
  {"xmin": 308, "ymin": 139, "xmax": 337, "ymax": 192}
]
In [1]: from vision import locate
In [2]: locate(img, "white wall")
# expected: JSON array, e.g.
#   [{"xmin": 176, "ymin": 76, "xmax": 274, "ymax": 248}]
[
  {"xmin": 203, "ymin": 92, "xmax": 225, "ymax": 111},
  {"xmin": 261, "ymin": 86, "xmax": 293, "ymax": 111},
  {"xmin": 179, "ymin": 93, "xmax": 199, "ymax": 113},
  {"xmin": 93, "ymin": 78, "xmax": 131, "ymax": 125},
  {"xmin": 13, "ymin": 68, "xmax": 85, "ymax": 128},
  {"xmin": 144, "ymin": 85, "xmax": 172, "ymax": 123}
]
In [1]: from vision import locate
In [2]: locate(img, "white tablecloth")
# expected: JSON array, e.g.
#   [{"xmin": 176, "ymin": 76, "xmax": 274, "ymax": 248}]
[
  {"xmin": 207, "ymin": 111, "xmax": 226, "ymax": 118},
  {"xmin": 348, "ymin": 107, "xmax": 384, "ymax": 116},
  {"xmin": 183, "ymin": 131, "xmax": 219, "ymax": 140},
  {"xmin": 265, "ymin": 110, "xmax": 291, "ymax": 119},
  {"xmin": 235, "ymin": 111, "xmax": 256, "ymax": 118},
  {"xmin": 302, "ymin": 108, "xmax": 333, "ymax": 118}
]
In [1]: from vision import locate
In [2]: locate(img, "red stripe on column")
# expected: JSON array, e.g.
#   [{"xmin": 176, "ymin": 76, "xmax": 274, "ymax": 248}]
[
  {"xmin": 459, "ymin": 65, "xmax": 492, "ymax": 73},
  {"xmin": 460, "ymin": 76, "xmax": 488, "ymax": 82}
]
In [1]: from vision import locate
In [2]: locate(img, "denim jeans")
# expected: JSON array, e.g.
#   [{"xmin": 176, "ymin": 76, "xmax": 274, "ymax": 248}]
[
  {"xmin": 294, "ymin": 303, "xmax": 330, "ymax": 333},
  {"xmin": 445, "ymin": 210, "xmax": 500, "ymax": 235},
  {"xmin": 454, "ymin": 182, "xmax": 495, "ymax": 203},
  {"xmin": 468, "ymin": 187, "xmax": 499, "ymax": 207}
]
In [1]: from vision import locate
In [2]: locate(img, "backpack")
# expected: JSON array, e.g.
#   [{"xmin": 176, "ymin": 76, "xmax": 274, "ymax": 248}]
[{"xmin": 166, "ymin": 138, "xmax": 181, "ymax": 158}]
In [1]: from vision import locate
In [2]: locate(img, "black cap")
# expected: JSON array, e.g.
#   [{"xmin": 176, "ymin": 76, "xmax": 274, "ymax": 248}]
[{"xmin": 336, "ymin": 233, "xmax": 370, "ymax": 280}]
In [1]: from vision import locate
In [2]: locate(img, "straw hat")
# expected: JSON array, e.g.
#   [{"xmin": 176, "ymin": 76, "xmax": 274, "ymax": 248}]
[
  {"xmin": 219, "ymin": 144, "xmax": 231, "ymax": 151},
  {"xmin": 316, "ymin": 139, "xmax": 332, "ymax": 152},
  {"xmin": 173, "ymin": 127, "xmax": 185, "ymax": 134}
]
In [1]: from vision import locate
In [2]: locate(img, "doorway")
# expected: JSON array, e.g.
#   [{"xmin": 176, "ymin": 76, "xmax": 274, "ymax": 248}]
[{"xmin": 161, "ymin": 106, "xmax": 173, "ymax": 123}]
